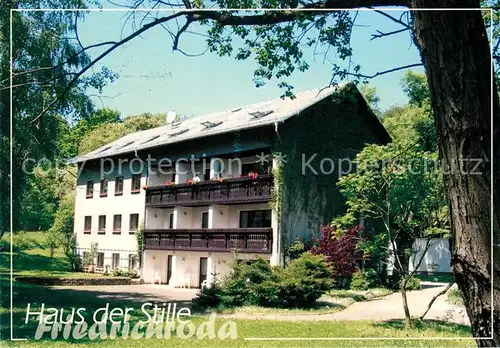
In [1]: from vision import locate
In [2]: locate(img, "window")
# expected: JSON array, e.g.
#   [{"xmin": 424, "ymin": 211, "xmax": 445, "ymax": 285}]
[
  {"xmin": 113, "ymin": 215, "xmax": 122, "ymax": 234},
  {"xmin": 242, "ymin": 162, "xmax": 269, "ymax": 176},
  {"xmin": 97, "ymin": 252, "xmax": 104, "ymax": 269},
  {"xmin": 131, "ymin": 174, "xmax": 141, "ymax": 193},
  {"xmin": 86, "ymin": 181, "xmax": 94, "ymax": 198},
  {"xmin": 129, "ymin": 214, "xmax": 139, "ymax": 233},
  {"xmin": 115, "ymin": 177, "xmax": 123, "ymax": 195},
  {"xmin": 84, "ymin": 216, "xmax": 92, "ymax": 234},
  {"xmin": 98, "ymin": 215, "xmax": 106, "ymax": 234},
  {"xmin": 169, "ymin": 213, "xmax": 174, "ymax": 229},
  {"xmin": 239, "ymin": 210, "xmax": 272, "ymax": 228},
  {"xmin": 202, "ymin": 212, "xmax": 209, "ymax": 229},
  {"xmin": 100, "ymin": 178, "xmax": 108, "ymax": 197},
  {"xmin": 128, "ymin": 254, "xmax": 138, "ymax": 270},
  {"xmin": 112, "ymin": 253, "xmax": 120, "ymax": 269},
  {"xmin": 204, "ymin": 169, "xmax": 211, "ymax": 181}
]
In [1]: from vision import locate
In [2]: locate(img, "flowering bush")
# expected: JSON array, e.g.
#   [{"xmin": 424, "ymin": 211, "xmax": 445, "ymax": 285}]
[
  {"xmin": 310, "ymin": 225, "xmax": 363, "ymax": 286},
  {"xmin": 247, "ymin": 171, "xmax": 259, "ymax": 180}
]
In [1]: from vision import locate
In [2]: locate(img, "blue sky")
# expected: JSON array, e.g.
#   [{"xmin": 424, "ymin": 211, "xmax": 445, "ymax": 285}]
[{"xmin": 78, "ymin": 9, "xmax": 424, "ymax": 118}]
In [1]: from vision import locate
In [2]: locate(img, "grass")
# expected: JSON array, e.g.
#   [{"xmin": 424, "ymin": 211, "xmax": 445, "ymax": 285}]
[
  {"xmin": 417, "ymin": 274, "xmax": 455, "ymax": 283},
  {"xmin": 2, "ymin": 319, "xmax": 475, "ymax": 347},
  {"xmin": 446, "ymin": 286, "xmax": 464, "ymax": 306},
  {"xmin": 0, "ymin": 237, "xmax": 473, "ymax": 347},
  {"xmin": 194, "ymin": 288, "xmax": 393, "ymax": 316}
]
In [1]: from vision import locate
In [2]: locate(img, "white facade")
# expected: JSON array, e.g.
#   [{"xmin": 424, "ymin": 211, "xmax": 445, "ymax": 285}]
[
  {"xmin": 74, "ymin": 153, "xmax": 279, "ymax": 286},
  {"xmin": 74, "ymin": 162, "xmax": 146, "ymax": 273}
]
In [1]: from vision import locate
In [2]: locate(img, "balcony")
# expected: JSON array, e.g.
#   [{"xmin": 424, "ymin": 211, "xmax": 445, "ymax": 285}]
[
  {"xmin": 145, "ymin": 175, "xmax": 273, "ymax": 207},
  {"xmin": 143, "ymin": 228, "xmax": 272, "ymax": 254}
]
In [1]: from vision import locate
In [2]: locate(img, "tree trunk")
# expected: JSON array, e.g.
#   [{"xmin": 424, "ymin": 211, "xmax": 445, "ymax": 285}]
[
  {"xmin": 401, "ymin": 278, "xmax": 412, "ymax": 328},
  {"xmin": 409, "ymin": 1, "xmax": 499, "ymax": 346}
]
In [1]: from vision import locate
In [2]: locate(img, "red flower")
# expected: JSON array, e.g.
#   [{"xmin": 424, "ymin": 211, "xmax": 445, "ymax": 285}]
[
  {"xmin": 142, "ymin": 185, "xmax": 148, "ymax": 190},
  {"xmin": 164, "ymin": 180, "xmax": 174, "ymax": 186},
  {"xmin": 186, "ymin": 179, "xmax": 193, "ymax": 185},
  {"xmin": 248, "ymin": 171, "xmax": 259, "ymax": 180}
]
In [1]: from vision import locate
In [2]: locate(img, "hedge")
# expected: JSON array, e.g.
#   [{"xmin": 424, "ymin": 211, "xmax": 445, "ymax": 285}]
[{"xmin": 15, "ymin": 276, "xmax": 132, "ymax": 286}]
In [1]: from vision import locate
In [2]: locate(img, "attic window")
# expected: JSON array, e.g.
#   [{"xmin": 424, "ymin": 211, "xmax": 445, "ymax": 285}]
[
  {"xmin": 169, "ymin": 128, "xmax": 188, "ymax": 137},
  {"xmin": 201, "ymin": 121, "xmax": 223, "ymax": 129},
  {"xmin": 249, "ymin": 110, "xmax": 274, "ymax": 119},
  {"xmin": 171, "ymin": 120, "xmax": 182, "ymax": 129},
  {"xmin": 119, "ymin": 141, "xmax": 134, "ymax": 149},
  {"xmin": 142, "ymin": 135, "xmax": 160, "ymax": 144},
  {"xmin": 97, "ymin": 146, "xmax": 112, "ymax": 153}
]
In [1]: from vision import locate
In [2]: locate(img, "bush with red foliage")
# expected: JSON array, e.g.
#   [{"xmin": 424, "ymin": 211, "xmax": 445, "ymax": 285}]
[{"xmin": 310, "ymin": 225, "xmax": 363, "ymax": 279}]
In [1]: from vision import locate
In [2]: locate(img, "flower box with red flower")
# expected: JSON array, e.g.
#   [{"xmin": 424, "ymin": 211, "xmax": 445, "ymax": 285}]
[{"xmin": 248, "ymin": 171, "xmax": 259, "ymax": 180}]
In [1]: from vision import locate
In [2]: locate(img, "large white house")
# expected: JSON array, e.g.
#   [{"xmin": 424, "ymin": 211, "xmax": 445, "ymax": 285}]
[{"xmin": 71, "ymin": 83, "xmax": 391, "ymax": 287}]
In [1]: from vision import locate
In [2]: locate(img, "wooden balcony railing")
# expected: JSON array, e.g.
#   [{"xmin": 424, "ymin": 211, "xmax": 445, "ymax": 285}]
[
  {"xmin": 145, "ymin": 175, "xmax": 273, "ymax": 207},
  {"xmin": 143, "ymin": 228, "xmax": 272, "ymax": 254}
]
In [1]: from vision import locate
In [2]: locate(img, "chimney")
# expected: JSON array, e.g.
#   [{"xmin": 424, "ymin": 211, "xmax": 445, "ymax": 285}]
[{"xmin": 166, "ymin": 111, "xmax": 177, "ymax": 124}]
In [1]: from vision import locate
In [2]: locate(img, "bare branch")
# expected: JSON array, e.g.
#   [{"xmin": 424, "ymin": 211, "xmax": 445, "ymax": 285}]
[
  {"xmin": 343, "ymin": 63, "xmax": 423, "ymax": 79},
  {"xmin": 30, "ymin": 1, "xmax": 410, "ymax": 121},
  {"xmin": 30, "ymin": 11, "xmax": 188, "ymax": 125},
  {"xmin": 370, "ymin": 27, "xmax": 410, "ymax": 40},
  {"xmin": 173, "ymin": 15, "xmax": 194, "ymax": 50},
  {"xmin": 371, "ymin": 9, "xmax": 410, "ymax": 29},
  {"xmin": 419, "ymin": 282, "xmax": 454, "ymax": 320}
]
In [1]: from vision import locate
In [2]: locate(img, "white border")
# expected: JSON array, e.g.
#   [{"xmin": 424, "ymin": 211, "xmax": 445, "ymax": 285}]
[{"xmin": 9, "ymin": 7, "xmax": 494, "ymax": 343}]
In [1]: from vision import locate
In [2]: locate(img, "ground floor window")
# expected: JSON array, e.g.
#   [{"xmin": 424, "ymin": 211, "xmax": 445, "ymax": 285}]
[
  {"xmin": 112, "ymin": 253, "xmax": 120, "ymax": 269},
  {"xmin": 128, "ymin": 254, "xmax": 138, "ymax": 270},
  {"xmin": 97, "ymin": 252, "xmax": 104, "ymax": 269}
]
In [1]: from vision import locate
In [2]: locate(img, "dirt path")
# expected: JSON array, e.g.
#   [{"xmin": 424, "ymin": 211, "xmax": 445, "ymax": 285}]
[{"xmin": 219, "ymin": 282, "xmax": 470, "ymax": 325}]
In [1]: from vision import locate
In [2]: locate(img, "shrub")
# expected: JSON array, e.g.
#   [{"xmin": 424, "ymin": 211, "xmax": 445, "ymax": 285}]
[
  {"xmin": 111, "ymin": 268, "xmax": 138, "ymax": 278},
  {"xmin": 193, "ymin": 275, "xmax": 223, "ymax": 309},
  {"xmin": 220, "ymin": 258, "xmax": 276, "ymax": 307},
  {"xmin": 194, "ymin": 253, "xmax": 332, "ymax": 309},
  {"xmin": 350, "ymin": 269, "xmax": 379, "ymax": 290},
  {"xmin": 403, "ymin": 276, "xmax": 421, "ymax": 290},
  {"xmin": 274, "ymin": 253, "xmax": 333, "ymax": 308},
  {"xmin": 16, "ymin": 276, "xmax": 131, "ymax": 286},
  {"xmin": 385, "ymin": 274, "xmax": 421, "ymax": 291},
  {"xmin": 0, "ymin": 239, "xmax": 14, "ymax": 252},
  {"xmin": 310, "ymin": 225, "xmax": 362, "ymax": 284},
  {"xmin": 285, "ymin": 239, "xmax": 306, "ymax": 261}
]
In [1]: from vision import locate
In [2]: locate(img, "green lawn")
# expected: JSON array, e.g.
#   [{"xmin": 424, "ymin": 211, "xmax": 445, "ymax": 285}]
[
  {"xmin": 417, "ymin": 274, "xmax": 455, "ymax": 283},
  {"xmin": 0, "ymin": 236, "xmax": 473, "ymax": 347}
]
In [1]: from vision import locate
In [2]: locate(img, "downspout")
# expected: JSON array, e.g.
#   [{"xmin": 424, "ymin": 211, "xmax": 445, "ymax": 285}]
[{"xmin": 135, "ymin": 148, "xmax": 147, "ymax": 281}]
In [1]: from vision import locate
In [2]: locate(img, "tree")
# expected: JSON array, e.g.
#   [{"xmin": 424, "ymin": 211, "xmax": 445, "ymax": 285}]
[
  {"xmin": 5, "ymin": 1, "xmax": 498, "ymax": 344},
  {"xmin": 59, "ymin": 108, "xmax": 121, "ymax": 159},
  {"xmin": 334, "ymin": 141, "xmax": 449, "ymax": 327},
  {"xmin": 310, "ymin": 225, "xmax": 362, "ymax": 288},
  {"xmin": 77, "ymin": 113, "xmax": 168, "ymax": 155},
  {"xmin": 400, "ymin": 70, "xmax": 430, "ymax": 108},
  {"xmin": 0, "ymin": 0, "xmax": 114, "ymax": 239},
  {"xmin": 359, "ymin": 84, "xmax": 381, "ymax": 115}
]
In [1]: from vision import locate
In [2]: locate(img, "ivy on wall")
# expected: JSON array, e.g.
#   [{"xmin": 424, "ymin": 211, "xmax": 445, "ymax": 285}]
[{"xmin": 136, "ymin": 220, "xmax": 145, "ymax": 266}]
